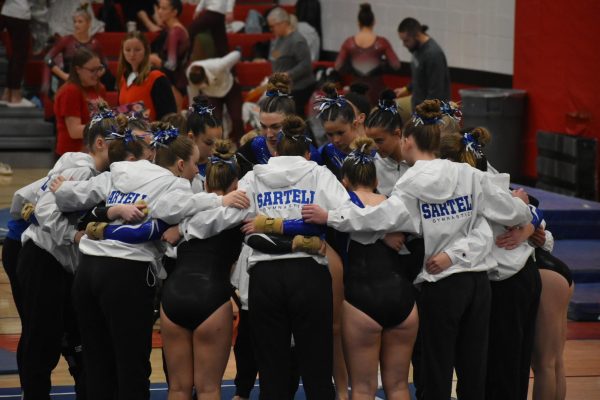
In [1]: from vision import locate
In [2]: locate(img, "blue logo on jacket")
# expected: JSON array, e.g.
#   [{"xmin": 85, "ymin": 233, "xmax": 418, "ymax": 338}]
[
  {"xmin": 107, "ymin": 190, "xmax": 148, "ymax": 205},
  {"xmin": 421, "ymin": 195, "xmax": 473, "ymax": 221},
  {"xmin": 257, "ymin": 189, "xmax": 316, "ymax": 208}
]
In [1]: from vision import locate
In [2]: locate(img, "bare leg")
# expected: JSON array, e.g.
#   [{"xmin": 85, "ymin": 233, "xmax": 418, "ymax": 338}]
[
  {"xmin": 531, "ymin": 270, "xmax": 572, "ymax": 400},
  {"xmin": 380, "ymin": 305, "xmax": 418, "ymax": 400},
  {"xmin": 194, "ymin": 302, "xmax": 233, "ymax": 400},
  {"xmin": 327, "ymin": 246, "xmax": 349, "ymax": 400},
  {"xmin": 342, "ymin": 301, "xmax": 381, "ymax": 400},
  {"xmin": 160, "ymin": 307, "xmax": 194, "ymax": 400},
  {"xmin": 555, "ymin": 283, "xmax": 574, "ymax": 400}
]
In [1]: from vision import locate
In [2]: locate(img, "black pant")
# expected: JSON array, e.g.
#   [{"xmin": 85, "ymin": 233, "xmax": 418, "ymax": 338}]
[
  {"xmin": 249, "ymin": 258, "xmax": 335, "ymax": 400},
  {"xmin": 209, "ymin": 81, "xmax": 244, "ymax": 144},
  {"xmin": 411, "ymin": 288, "xmax": 424, "ymax": 400},
  {"xmin": 2, "ymin": 237, "xmax": 23, "ymax": 317},
  {"xmin": 419, "ymin": 271, "xmax": 491, "ymax": 400},
  {"xmin": 486, "ymin": 258, "xmax": 541, "ymax": 400},
  {"xmin": 187, "ymin": 10, "xmax": 228, "ymax": 57},
  {"xmin": 291, "ymin": 84, "xmax": 316, "ymax": 118},
  {"xmin": 73, "ymin": 254, "xmax": 156, "ymax": 400},
  {"xmin": 16, "ymin": 240, "xmax": 85, "ymax": 400},
  {"xmin": 0, "ymin": 15, "xmax": 30, "ymax": 90}
]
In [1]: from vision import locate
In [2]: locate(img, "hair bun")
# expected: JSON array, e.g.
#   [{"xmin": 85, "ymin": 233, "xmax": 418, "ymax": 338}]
[
  {"xmin": 321, "ymin": 82, "xmax": 339, "ymax": 99},
  {"xmin": 379, "ymin": 89, "xmax": 396, "ymax": 106},
  {"xmin": 350, "ymin": 136, "xmax": 376, "ymax": 154},
  {"xmin": 282, "ymin": 115, "xmax": 306, "ymax": 137},
  {"xmin": 414, "ymin": 99, "xmax": 442, "ymax": 120},
  {"xmin": 359, "ymin": 3, "xmax": 372, "ymax": 12},
  {"xmin": 266, "ymin": 73, "xmax": 292, "ymax": 95},
  {"xmin": 470, "ymin": 127, "xmax": 491, "ymax": 147},
  {"xmin": 213, "ymin": 139, "xmax": 235, "ymax": 160}
]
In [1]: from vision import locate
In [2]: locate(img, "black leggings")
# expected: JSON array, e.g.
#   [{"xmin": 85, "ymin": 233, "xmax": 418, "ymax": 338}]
[
  {"xmin": 0, "ymin": 15, "xmax": 30, "ymax": 90},
  {"xmin": 249, "ymin": 258, "xmax": 335, "ymax": 400},
  {"xmin": 208, "ymin": 81, "xmax": 244, "ymax": 144},
  {"xmin": 73, "ymin": 254, "xmax": 156, "ymax": 400}
]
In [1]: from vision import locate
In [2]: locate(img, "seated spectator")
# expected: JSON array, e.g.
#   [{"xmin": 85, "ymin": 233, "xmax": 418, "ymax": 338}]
[
  {"xmin": 48, "ymin": 0, "xmax": 104, "ymax": 37},
  {"xmin": 149, "ymin": 0, "xmax": 190, "ymax": 111},
  {"xmin": 45, "ymin": 3, "xmax": 114, "ymax": 97},
  {"xmin": 186, "ymin": 50, "xmax": 243, "ymax": 143},
  {"xmin": 335, "ymin": 3, "xmax": 400, "ymax": 104},
  {"xmin": 117, "ymin": 31, "xmax": 177, "ymax": 121},
  {"xmin": 116, "ymin": 0, "xmax": 160, "ymax": 32},
  {"xmin": 267, "ymin": 7, "xmax": 316, "ymax": 117},
  {"xmin": 54, "ymin": 48, "xmax": 107, "ymax": 156}
]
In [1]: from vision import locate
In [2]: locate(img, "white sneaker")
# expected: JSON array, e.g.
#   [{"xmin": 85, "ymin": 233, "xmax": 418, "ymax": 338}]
[{"xmin": 6, "ymin": 98, "xmax": 36, "ymax": 108}]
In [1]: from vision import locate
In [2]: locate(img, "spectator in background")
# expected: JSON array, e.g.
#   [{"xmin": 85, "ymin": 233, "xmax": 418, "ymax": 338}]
[
  {"xmin": 45, "ymin": 3, "xmax": 114, "ymax": 97},
  {"xmin": 116, "ymin": 0, "xmax": 160, "ymax": 32},
  {"xmin": 0, "ymin": 0, "xmax": 33, "ymax": 107},
  {"xmin": 149, "ymin": 0, "xmax": 190, "ymax": 111},
  {"xmin": 268, "ymin": 7, "xmax": 316, "ymax": 117},
  {"xmin": 117, "ymin": 31, "xmax": 177, "ymax": 121},
  {"xmin": 186, "ymin": 50, "xmax": 244, "ymax": 143},
  {"xmin": 290, "ymin": 14, "xmax": 320, "ymax": 62},
  {"xmin": 395, "ymin": 17, "xmax": 451, "ymax": 109},
  {"xmin": 335, "ymin": 3, "xmax": 401, "ymax": 105},
  {"xmin": 54, "ymin": 48, "xmax": 107, "ymax": 156},
  {"xmin": 188, "ymin": 0, "xmax": 235, "ymax": 57},
  {"xmin": 48, "ymin": 0, "xmax": 104, "ymax": 37}
]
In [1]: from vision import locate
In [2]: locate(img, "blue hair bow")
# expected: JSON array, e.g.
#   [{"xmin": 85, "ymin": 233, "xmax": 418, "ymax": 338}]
[
  {"xmin": 377, "ymin": 99, "xmax": 398, "ymax": 115},
  {"xmin": 106, "ymin": 127, "xmax": 141, "ymax": 145},
  {"xmin": 209, "ymin": 154, "xmax": 238, "ymax": 172},
  {"xmin": 276, "ymin": 130, "xmax": 312, "ymax": 144},
  {"xmin": 411, "ymin": 112, "xmax": 442, "ymax": 126},
  {"xmin": 462, "ymin": 131, "xmax": 484, "ymax": 158},
  {"xmin": 314, "ymin": 95, "xmax": 347, "ymax": 116},
  {"xmin": 346, "ymin": 143, "xmax": 374, "ymax": 165},
  {"xmin": 266, "ymin": 90, "xmax": 291, "ymax": 98},
  {"xmin": 90, "ymin": 109, "xmax": 116, "ymax": 127},
  {"xmin": 189, "ymin": 103, "xmax": 215, "ymax": 117},
  {"xmin": 151, "ymin": 126, "xmax": 179, "ymax": 148},
  {"xmin": 440, "ymin": 101, "xmax": 462, "ymax": 122}
]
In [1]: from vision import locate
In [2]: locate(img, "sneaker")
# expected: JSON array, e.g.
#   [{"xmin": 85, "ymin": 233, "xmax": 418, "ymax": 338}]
[
  {"xmin": 6, "ymin": 98, "xmax": 36, "ymax": 108},
  {"xmin": 0, "ymin": 162, "xmax": 13, "ymax": 176}
]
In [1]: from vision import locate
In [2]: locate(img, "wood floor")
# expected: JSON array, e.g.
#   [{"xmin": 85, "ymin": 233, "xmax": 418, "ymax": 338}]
[{"xmin": 1, "ymin": 169, "xmax": 600, "ymax": 398}]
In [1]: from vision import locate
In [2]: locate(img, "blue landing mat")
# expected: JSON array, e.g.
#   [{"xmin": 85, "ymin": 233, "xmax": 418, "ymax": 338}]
[
  {"xmin": 553, "ymin": 240, "xmax": 600, "ymax": 283},
  {"xmin": 568, "ymin": 282, "xmax": 600, "ymax": 321},
  {"xmin": 0, "ymin": 348, "xmax": 18, "ymax": 375},
  {"xmin": 0, "ymin": 381, "xmax": 413, "ymax": 399},
  {"xmin": 519, "ymin": 185, "xmax": 600, "ymax": 240}
]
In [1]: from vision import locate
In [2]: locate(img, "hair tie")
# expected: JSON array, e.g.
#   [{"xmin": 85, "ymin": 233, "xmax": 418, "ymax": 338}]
[
  {"xmin": 440, "ymin": 101, "xmax": 462, "ymax": 122},
  {"xmin": 377, "ymin": 99, "xmax": 398, "ymax": 115},
  {"xmin": 189, "ymin": 103, "xmax": 215, "ymax": 117},
  {"xmin": 90, "ymin": 109, "xmax": 116, "ymax": 128},
  {"xmin": 150, "ymin": 126, "xmax": 179, "ymax": 149},
  {"xmin": 209, "ymin": 154, "xmax": 238, "ymax": 172},
  {"xmin": 266, "ymin": 90, "xmax": 291, "ymax": 98},
  {"xmin": 276, "ymin": 130, "xmax": 313, "ymax": 144},
  {"xmin": 411, "ymin": 112, "xmax": 442, "ymax": 126},
  {"xmin": 462, "ymin": 131, "xmax": 484, "ymax": 159},
  {"xmin": 314, "ymin": 95, "xmax": 347, "ymax": 116},
  {"xmin": 106, "ymin": 127, "xmax": 142, "ymax": 145},
  {"xmin": 346, "ymin": 143, "xmax": 374, "ymax": 165},
  {"xmin": 127, "ymin": 111, "xmax": 148, "ymax": 122}
]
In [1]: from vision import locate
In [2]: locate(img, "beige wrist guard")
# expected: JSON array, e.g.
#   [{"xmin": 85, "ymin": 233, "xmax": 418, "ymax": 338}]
[
  {"xmin": 292, "ymin": 235, "xmax": 326, "ymax": 255},
  {"xmin": 254, "ymin": 215, "xmax": 284, "ymax": 234},
  {"xmin": 21, "ymin": 203, "xmax": 35, "ymax": 222},
  {"xmin": 85, "ymin": 222, "xmax": 108, "ymax": 240}
]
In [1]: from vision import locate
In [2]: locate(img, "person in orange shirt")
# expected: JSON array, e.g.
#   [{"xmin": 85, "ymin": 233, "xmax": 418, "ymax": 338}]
[{"xmin": 117, "ymin": 31, "xmax": 176, "ymax": 121}]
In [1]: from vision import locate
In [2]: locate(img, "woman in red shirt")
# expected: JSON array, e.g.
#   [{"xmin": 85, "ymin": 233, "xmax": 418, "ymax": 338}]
[
  {"xmin": 54, "ymin": 47, "xmax": 107, "ymax": 156},
  {"xmin": 117, "ymin": 31, "xmax": 177, "ymax": 121}
]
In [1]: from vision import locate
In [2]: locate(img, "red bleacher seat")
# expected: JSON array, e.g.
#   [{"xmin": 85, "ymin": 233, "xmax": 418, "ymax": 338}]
[{"xmin": 235, "ymin": 61, "xmax": 272, "ymax": 88}]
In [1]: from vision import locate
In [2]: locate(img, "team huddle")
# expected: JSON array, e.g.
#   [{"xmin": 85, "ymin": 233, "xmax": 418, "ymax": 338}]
[{"xmin": 3, "ymin": 74, "xmax": 573, "ymax": 400}]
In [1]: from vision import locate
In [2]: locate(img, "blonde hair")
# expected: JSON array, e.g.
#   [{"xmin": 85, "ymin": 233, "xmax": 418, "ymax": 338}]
[{"xmin": 206, "ymin": 140, "xmax": 240, "ymax": 192}]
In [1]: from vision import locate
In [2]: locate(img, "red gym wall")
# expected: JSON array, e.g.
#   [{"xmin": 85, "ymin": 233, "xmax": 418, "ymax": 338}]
[{"xmin": 514, "ymin": 0, "xmax": 600, "ymax": 178}]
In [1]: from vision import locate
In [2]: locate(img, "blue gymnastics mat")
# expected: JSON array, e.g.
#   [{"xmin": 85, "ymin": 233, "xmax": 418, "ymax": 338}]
[
  {"xmin": 0, "ymin": 348, "xmax": 18, "ymax": 375},
  {"xmin": 518, "ymin": 185, "xmax": 600, "ymax": 240},
  {"xmin": 553, "ymin": 240, "xmax": 600, "ymax": 283},
  {"xmin": 568, "ymin": 282, "xmax": 600, "ymax": 321},
  {"xmin": 0, "ymin": 381, "xmax": 413, "ymax": 399}
]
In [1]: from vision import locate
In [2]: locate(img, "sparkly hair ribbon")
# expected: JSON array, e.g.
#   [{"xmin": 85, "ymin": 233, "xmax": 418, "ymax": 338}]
[
  {"xmin": 209, "ymin": 154, "xmax": 238, "ymax": 172},
  {"xmin": 411, "ymin": 112, "xmax": 442, "ymax": 126},
  {"xmin": 346, "ymin": 143, "xmax": 374, "ymax": 165},
  {"xmin": 90, "ymin": 108, "xmax": 116, "ymax": 128},
  {"xmin": 462, "ymin": 131, "xmax": 484, "ymax": 159},
  {"xmin": 314, "ymin": 95, "xmax": 347, "ymax": 116},
  {"xmin": 266, "ymin": 90, "xmax": 291, "ymax": 98},
  {"xmin": 276, "ymin": 130, "xmax": 313, "ymax": 144},
  {"xmin": 377, "ymin": 99, "xmax": 398, "ymax": 115},
  {"xmin": 150, "ymin": 126, "xmax": 179, "ymax": 149},
  {"xmin": 127, "ymin": 111, "xmax": 148, "ymax": 123},
  {"xmin": 105, "ymin": 126, "xmax": 144, "ymax": 145},
  {"xmin": 440, "ymin": 101, "xmax": 463, "ymax": 122},
  {"xmin": 188, "ymin": 103, "xmax": 215, "ymax": 117}
]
